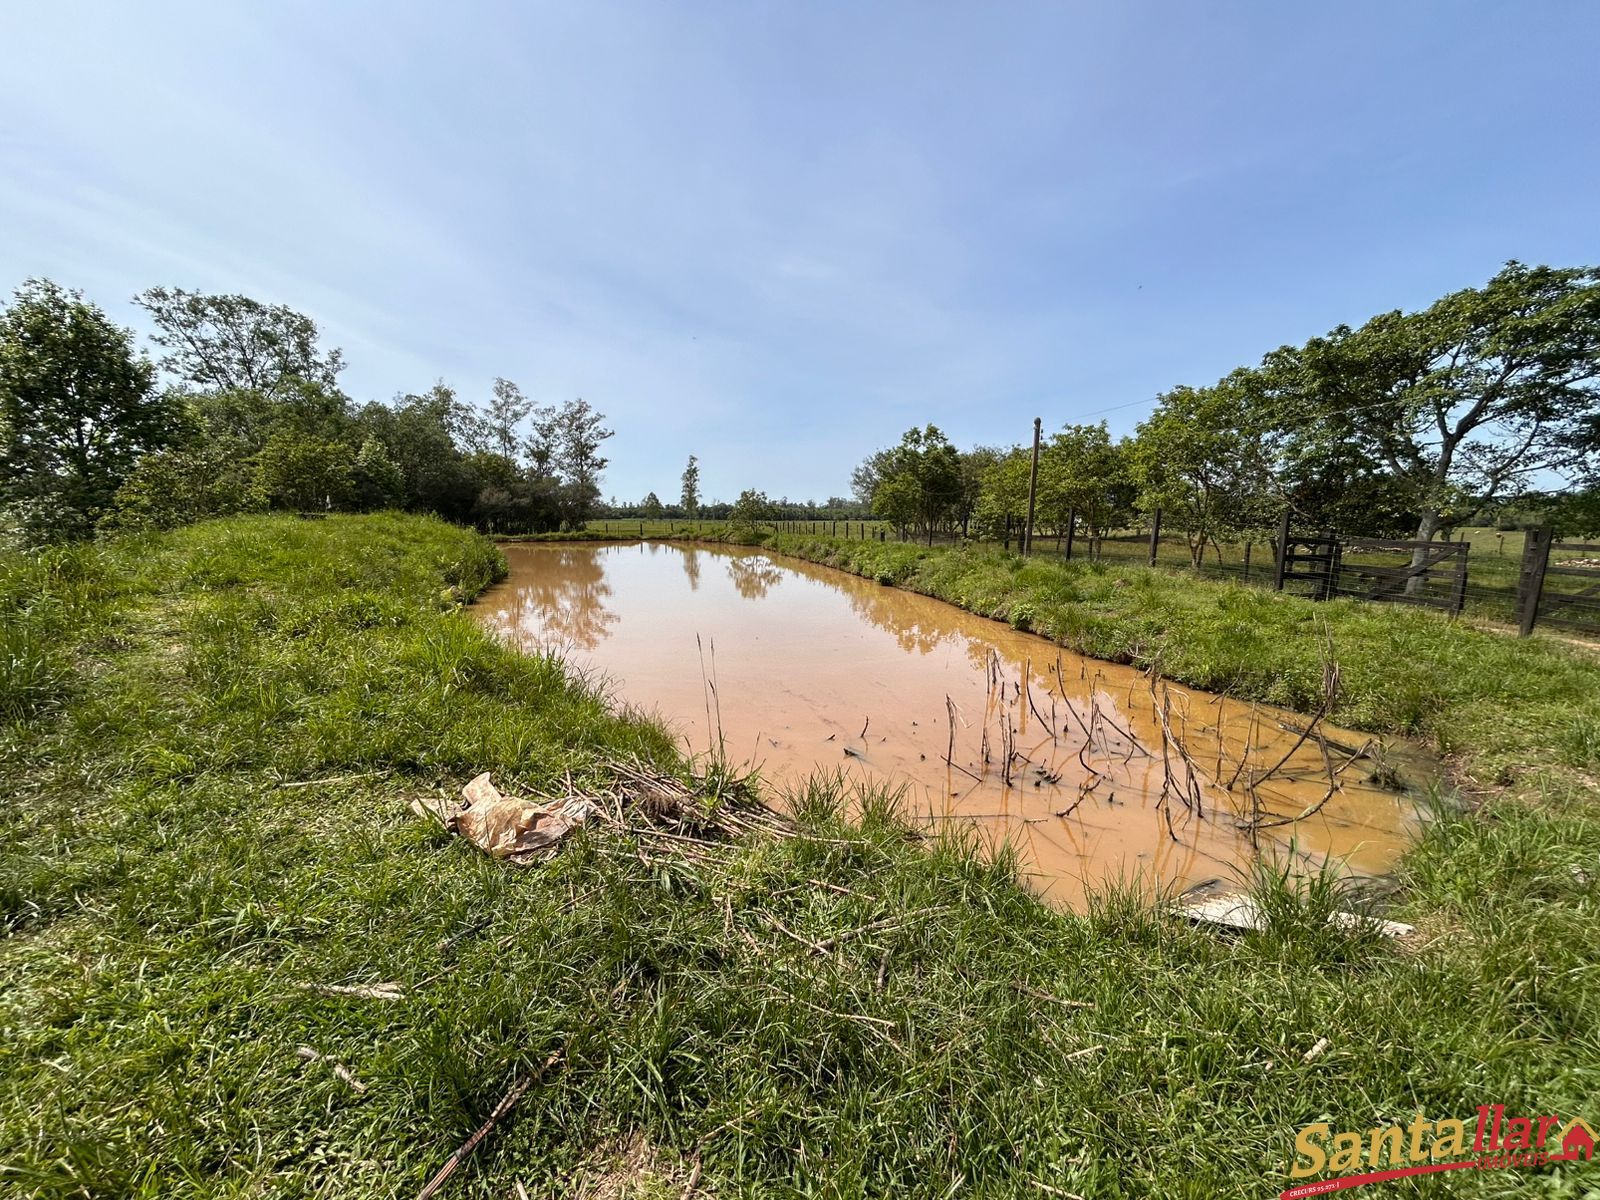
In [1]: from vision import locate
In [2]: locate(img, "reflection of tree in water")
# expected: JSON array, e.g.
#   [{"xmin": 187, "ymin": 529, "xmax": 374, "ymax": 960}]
[
  {"xmin": 726, "ymin": 555, "xmax": 785, "ymax": 600},
  {"xmin": 839, "ymin": 586, "xmax": 958, "ymax": 655},
  {"xmin": 778, "ymin": 555, "xmax": 1028, "ymax": 671},
  {"xmin": 681, "ymin": 546, "xmax": 702, "ymax": 591},
  {"xmin": 490, "ymin": 547, "xmax": 619, "ymax": 651}
]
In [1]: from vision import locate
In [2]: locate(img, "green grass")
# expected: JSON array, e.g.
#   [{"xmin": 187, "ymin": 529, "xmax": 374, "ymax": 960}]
[
  {"xmin": 762, "ymin": 533, "xmax": 1600, "ymax": 787},
  {"xmin": 2, "ymin": 515, "xmax": 1599, "ymax": 1198}
]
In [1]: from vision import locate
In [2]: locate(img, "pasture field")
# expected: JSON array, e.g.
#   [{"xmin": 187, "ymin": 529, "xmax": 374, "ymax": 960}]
[{"xmin": 2, "ymin": 514, "xmax": 1598, "ymax": 1198}]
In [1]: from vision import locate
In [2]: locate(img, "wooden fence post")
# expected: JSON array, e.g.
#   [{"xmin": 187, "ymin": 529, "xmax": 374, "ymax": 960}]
[
  {"xmin": 1147, "ymin": 509, "xmax": 1162, "ymax": 567},
  {"xmin": 1516, "ymin": 526, "xmax": 1552, "ymax": 637},
  {"xmin": 1064, "ymin": 509, "xmax": 1076, "ymax": 562},
  {"xmin": 1022, "ymin": 417, "xmax": 1042, "ymax": 556},
  {"xmin": 1273, "ymin": 511, "xmax": 1291, "ymax": 591}
]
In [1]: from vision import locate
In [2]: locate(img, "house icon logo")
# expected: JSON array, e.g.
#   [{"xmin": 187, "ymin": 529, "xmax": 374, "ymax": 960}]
[
  {"xmin": 1284, "ymin": 1107, "xmax": 1599, "ymax": 1196},
  {"xmin": 1560, "ymin": 1118, "xmax": 1597, "ymax": 1161}
]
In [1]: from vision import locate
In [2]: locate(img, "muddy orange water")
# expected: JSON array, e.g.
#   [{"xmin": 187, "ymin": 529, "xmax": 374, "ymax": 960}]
[{"xmin": 478, "ymin": 542, "xmax": 1424, "ymax": 905}]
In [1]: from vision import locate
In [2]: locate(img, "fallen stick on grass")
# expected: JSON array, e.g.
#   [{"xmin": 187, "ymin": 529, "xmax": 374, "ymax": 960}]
[
  {"xmin": 294, "ymin": 1046, "xmax": 367, "ymax": 1095},
  {"xmin": 1013, "ymin": 982, "xmax": 1094, "ymax": 1010},
  {"xmin": 414, "ymin": 1049, "xmax": 564, "ymax": 1200},
  {"xmin": 276, "ymin": 770, "xmax": 391, "ymax": 789},
  {"xmin": 296, "ymin": 981, "xmax": 404, "ymax": 1001}
]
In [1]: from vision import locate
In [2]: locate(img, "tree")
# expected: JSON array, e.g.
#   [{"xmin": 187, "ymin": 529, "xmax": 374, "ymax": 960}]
[
  {"xmin": 354, "ymin": 383, "xmax": 481, "ymax": 521},
  {"xmin": 866, "ymin": 426, "xmax": 963, "ymax": 544},
  {"xmin": 109, "ymin": 445, "xmax": 263, "ymax": 531},
  {"xmin": 1130, "ymin": 382, "xmax": 1275, "ymax": 566},
  {"xmin": 254, "ymin": 434, "xmax": 354, "ymax": 511},
  {"xmin": 730, "ymin": 488, "xmax": 775, "ymax": 535},
  {"xmin": 0, "ymin": 279, "xmax": 172, "ymax": 541},
  {"xmin": 851, "ymin": 447, "xmax": 895, "ymax": 506},
  {"xmin": 486, "ymin": 377, "xmax": 532, "ymax": 460},
  {"xmin": 1262, "ymin": 261, "xmax": 1600, "ymax": 548},
  {"xmin": 529, "ymin": 398, "xmax": 613, "ymax": 529},
  {"xmin": 135, "ymin": 287, "xmax": 345, "ymax": 399},
  {"xmin": 641, "ymin": 492, "xmax": 665, "ymax": 519},
  {"xmin": 972, "ymin": 449, "xmax": 1031, "ymax": 542},
  {"xmin": 351, "ymin": 438, "xmax": 405, "ymax": 511},
  {"xmin": 680, "ymin": 454, "xmax": 701, "ymax": 516},
  {"xmin": 1038, "ymin": 423, "xmax": 1132, "ymax": 550},
  {"xmin": 956, "ymin": 446, "xmax": 1005, "ymax": 537},
  {"xmin": 1546, "ymin": 487, "xmax": 1600, "ymax": 538}
]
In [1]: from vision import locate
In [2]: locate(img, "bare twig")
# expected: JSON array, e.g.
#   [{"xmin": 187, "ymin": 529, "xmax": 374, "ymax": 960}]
[
  {"xmin": 414, "ymin": 1049, "xmax": 564, "ymax": 1200},
  {"xmin": 296, "ymin": 981, "xmax": 404, "ymax": 1001},
  {"xmin": 295, "ymin": 1045, "xmax": 368, "ymax": 1094},
  {"xmin": 1014, "ymin": 982, "xmax": 1094, "ymax": 1009}
]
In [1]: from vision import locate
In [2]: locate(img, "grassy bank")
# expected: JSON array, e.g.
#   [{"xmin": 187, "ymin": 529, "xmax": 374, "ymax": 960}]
[
  {"xmin": 761, "ymin": 532, "xmax": 1600, "ymax": 793},
  {"xmin": 2, "ymin": 515, "xmax": 1598, "ymax": 1198}
]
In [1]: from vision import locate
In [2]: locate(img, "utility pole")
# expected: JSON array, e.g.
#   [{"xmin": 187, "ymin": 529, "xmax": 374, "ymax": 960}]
[{"xmin": 1022, "ymin": 417, "xmax": 1042, "ymax": 556}]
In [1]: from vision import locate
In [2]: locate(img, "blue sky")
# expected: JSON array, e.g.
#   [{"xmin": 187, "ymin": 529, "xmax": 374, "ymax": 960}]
[{"xmin": 3, "ymin": 2, "xmax": 1596, "ymax": 503}]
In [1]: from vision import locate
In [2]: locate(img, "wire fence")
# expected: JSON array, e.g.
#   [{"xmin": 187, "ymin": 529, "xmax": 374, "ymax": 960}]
[
  {"xmin": 590, "ymin": 518, "xmax": 892, "ymax": 539},
  {"xmin": 882, "ymin": 516, "xmax": 1598, "ymax": 639},
  {"xmin": 584, "ymin": 515, "xmax": 1599, "ymax": 640}
]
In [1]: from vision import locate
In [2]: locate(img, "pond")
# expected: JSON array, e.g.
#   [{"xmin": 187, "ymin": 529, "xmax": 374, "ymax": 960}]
[{"xmin": 477, "ymin": 541, "xmax": 1423, "ymax": 905}]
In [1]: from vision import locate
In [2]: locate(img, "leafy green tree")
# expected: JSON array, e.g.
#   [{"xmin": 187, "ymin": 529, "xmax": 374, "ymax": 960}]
[
  {"xmin": 850, "ymin": 446, "xmax": 894, "ymax": 506},
  {"xmin": 730, "ymin": 488, "xmax": 775, "ymax": 535},
  {"xmin": 0, "ymin": 279, "xmax": 172, "ymax": 541},
  {"xmin": 135, "ymin": 287, "xmax": 346, "ymax": 399},
  {"xmin": 1037, "ymin": 423, "xmax": 1132, "ymax": 550},
  {"xmin": 184, "ymin": 387, "xmax": 280, "ymax": 454},
  {"xmin": 1130, "ymin": 382, "xmax": 1275, "ymax": 566},
  {"xmin": 529, "ymin": 398, "xmax": 613, "ymax": 528},
  {"xmin": 1261, "ymin": 261, "xmax": 1600, "ymax": 547},
  {"xmin": 351, "ymin": 439, "xmax": 405, "ymax": 511},
  {"xmin": 109, "ymin": 445, "xmax": 263, "ymax": 530},
  {"xmin": 955, "ymin": 446, "xmax": 1005, "ymax": 537},
  {"xmin": 641, "ymin": 492, "xmax": 665, "ymax": 519},
  {"xmin": 1274, "ymin": 433, "xmax": 1419, "ymax": 537},
  {"xmin": 194, "ymin": 377, "xmax": 352, "ymax": 449},
  {"xmin": 868, "ymin": 425, "xmax": 963, "ymax": 543},
  {"xmin": 354, "ymin": 384, "xmax": 481, "ymax": 521},
  {"xmin": 1546, "ymin": 487, "xmax": 1600, "ymax": 538},
  {"xmin": 255, "ymin": 434, "xmax": 354, "ymax": 511},
  {"xmin": 680, "ymin": 454, "xmax": 701, "ymax": 516},
  {"xmin": 486, "ymin": 378, "xmax": 532, "ymax": 460},
  {"xmin": 972, "ymin": 449, "xmax": 1030, "ymax": 542},
  {"xmin": 464, "ymin": 451, "xmax": 561, "ymax": 532}
]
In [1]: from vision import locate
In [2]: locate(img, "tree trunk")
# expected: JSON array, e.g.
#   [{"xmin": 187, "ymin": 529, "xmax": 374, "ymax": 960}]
[{"xmin": 1407, "ymin": 508, "xmax": 1442, "ymax": 595}]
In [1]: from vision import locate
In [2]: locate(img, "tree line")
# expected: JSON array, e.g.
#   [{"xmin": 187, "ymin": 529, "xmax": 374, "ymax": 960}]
[
  {"xmin": 0, "ymin": 280, "xmax": 630, "ymax": 543},
  {"xmin": 854, "ymin": 262, "xmax": 1600, "ymax": 561}
]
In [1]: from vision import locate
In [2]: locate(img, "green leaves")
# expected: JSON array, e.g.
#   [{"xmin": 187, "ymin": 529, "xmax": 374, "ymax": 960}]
[
  {"xmin": 867, "ymin": 425, "xmax": 963, "ymax": 541},
  {"xmin": 135, "ymin": 287, "xmax": 346, "ymax": 399},
  {"xmin": 1263, "ymin": 261, "xmax": 1600, "ymax": 538},
  {"xmin": 0, "ymin": 279, "xmax": 171, "ymax": 542},
  {"xmin": 1130, "ymin": 383, "xmax": 1277, "ymax": 562}
]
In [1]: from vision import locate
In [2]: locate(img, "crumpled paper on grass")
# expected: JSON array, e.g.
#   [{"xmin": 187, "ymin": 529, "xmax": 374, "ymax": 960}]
[{"xmin": 415, "ymin": 772, "xmax": 593, "ymax": 863}]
